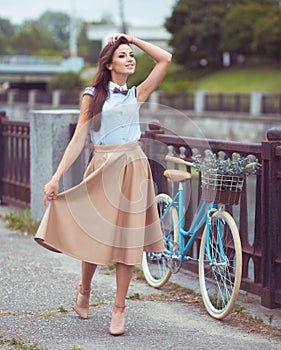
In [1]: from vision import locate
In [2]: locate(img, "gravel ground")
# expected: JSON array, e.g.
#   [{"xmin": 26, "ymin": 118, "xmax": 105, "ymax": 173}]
[{"xmin": 0, "ymin": 206, "xmax": 281, "ymax": 350}]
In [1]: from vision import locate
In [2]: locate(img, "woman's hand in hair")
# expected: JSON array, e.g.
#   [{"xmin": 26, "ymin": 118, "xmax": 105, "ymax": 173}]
[{"xmin": 108, "ymin": 33, "xmax": 134, "ymax": 45}]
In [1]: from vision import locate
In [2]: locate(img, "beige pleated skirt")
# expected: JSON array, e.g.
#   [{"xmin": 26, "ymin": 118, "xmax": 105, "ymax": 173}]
[{"xmin": 34, "ymin": 142, "xmax": 164, "ymax": 265}]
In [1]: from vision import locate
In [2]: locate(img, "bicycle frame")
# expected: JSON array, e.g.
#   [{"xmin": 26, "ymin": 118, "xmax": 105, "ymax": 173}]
[
  {"xmin": 143, "ymin": 154, "xmax": 243, "ymax": 319},
  {"xmin": 164, "ymin": 181, "xmax": 217, "ymax": 263}
]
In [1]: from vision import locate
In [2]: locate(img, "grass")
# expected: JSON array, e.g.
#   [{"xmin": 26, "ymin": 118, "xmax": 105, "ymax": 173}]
[
  {"xmin": 0, "ymin": 208, "xmax": 40, "ymax": 235},
  {"xmin": 160, "ymin": 63, "xmax": 281, "ymax": 93},
  {"xmin": 34, "ymin": 305, "xmax": 70, "ymax": 319},
  {"xmin": 126, "ymin": 293, "xmax": 141, "ymax": 300},
  {"xmin": 0, "ymin": 338, "xmax": 47, "ymax": 350},
  {"xmin": 189, "ymin": 66, "xmax": 281, "ymax": 93},
  {"xmin": 0, "ymin": 338, "xmax": 81, "ymax": 350},
  {"xmin": 89, "ymin": 300, "xmax": 108, "ymax": 307},
  {"xmin": 133, "ymin": 265, "xmax": 145, "ymax": 281}
]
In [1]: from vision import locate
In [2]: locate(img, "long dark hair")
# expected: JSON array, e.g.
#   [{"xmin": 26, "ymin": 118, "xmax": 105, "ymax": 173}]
[{"xmin": 90, "ymin": 36, "xmax": 130, "ymax": 131}]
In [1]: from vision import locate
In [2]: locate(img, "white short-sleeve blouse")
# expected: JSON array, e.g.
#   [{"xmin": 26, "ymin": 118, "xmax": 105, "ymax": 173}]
[{"xmin": 83, "ymin": 81, "xmax": 141, "ymax": 146}]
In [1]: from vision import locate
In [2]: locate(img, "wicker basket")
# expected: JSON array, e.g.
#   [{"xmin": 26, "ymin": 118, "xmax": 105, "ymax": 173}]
[{"xmin": 201, "ymin": 171, "xmax": 244, "ymax": 205}]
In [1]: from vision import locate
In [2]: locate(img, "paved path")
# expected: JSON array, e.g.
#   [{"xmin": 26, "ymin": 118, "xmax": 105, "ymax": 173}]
[{"xmin": 0, "ymin": 207, "xmax": 281, "ymax": 350}]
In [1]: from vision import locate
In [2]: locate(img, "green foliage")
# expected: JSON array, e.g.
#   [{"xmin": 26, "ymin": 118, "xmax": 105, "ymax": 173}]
[
  {"xmin": 47, "ymin": 72, "xmax": 84, "ymax": 92},
  {"xmin": 221, "ymin": 4, "xmax": 281, "ymax": 60},
  {"xmin": 128, "ymin": 54, "xmax": 155, "ymax": 87},
  {"xmin": 34, "ymin": 49, "xmax": 62, "ymax": 57},
  {"xmin": 189, "ymin": 67, "xmax": 281, "ymax": 93},
  {"xmin": 0, "ymin": 208, "xmax": 40, "ymax": 235},
  {"xmin": 0, "ymin": 338, "xmax": 47, "ymax": 350},
  {"xmin": 166, "ymin": 0, "xmax": 231, "ymax": 69},
  {"xmin": 234, "ymin": 304, "xmax": 246, "ymax": 313},
  {"xmin": 221, "ymin": 5, "xmax": 267, "ymax": 54},
  {"xmin": 105, "ymin": 262, "xmax": 117, "ymax": 271},
  {"xmin": 77, "ymin": 23, "xmax": 91, "ymax": 61},
  {"xmin": 38, "ymin": 11, "xmax": 70, "ymax": 48},
  {"xmin": 160, "ymin": 67, "xmax": 192, "ymax": 92},
  {"xmin": 0, "ymin": 33, "xmax": 11, "ymax": 54},
  {"xmin": 10, "ymin": 22, "xmax": 58, "ymax": 54},
  {"xmin": 0, "ymin": 11, "xmax": 88, "ymax": 58},
  {"xmin": 252, "ymin": 12, "xmax": 281, "ymax": 59},
  {"xmin": 57, "ymin": 305, "xmax": 68, "ymax": 313},
  {"xmin": 126, "ymin": 293, "xmax": 140, "ymax": 300},
  {"xmin": 133, "ymin": 266, "xmax": 145, "ymax": 280},
  {"xmin": 128, "ymin": 56, "xmax": 190, "ymax": 92},
  {"xmin": 165, "ymin": 0, "xmax": 281, "ymax": 69},
  {"xmin": 0, "ymin": 17, "xmax": 14, "ymax": 37},
  {"xmin": 0, "ymin": 337, "xmax": 80, "ymax": 350}
]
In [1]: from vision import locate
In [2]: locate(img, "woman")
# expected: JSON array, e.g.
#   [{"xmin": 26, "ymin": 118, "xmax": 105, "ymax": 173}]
[{"xmin": 35, "ymin": 33, "xmax": 172, "ymax": 336}]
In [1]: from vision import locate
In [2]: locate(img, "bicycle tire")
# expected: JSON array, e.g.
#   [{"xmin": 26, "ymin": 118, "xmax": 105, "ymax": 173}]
[
  {"xmin": 199, "ymin": 210, "xmax": 242, "ymax": 319},
  {"xmin": 142, "ymin": 193, "xmax": 179, "ymax": 288}
]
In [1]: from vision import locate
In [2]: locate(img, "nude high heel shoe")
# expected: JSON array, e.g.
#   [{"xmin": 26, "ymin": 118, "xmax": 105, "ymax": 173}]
[
  {"xmin": 109, "ymin": 304, "xmax": 126, "ymax": 336},
  {"xmin": 73, "ymin": 282, "xmax": 91, "ymax": 319}
]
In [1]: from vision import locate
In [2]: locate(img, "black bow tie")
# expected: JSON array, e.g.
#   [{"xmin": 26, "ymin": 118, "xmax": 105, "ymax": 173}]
[{"xmin": 113, "ymin": 87, "xmax": 128, "ymax": 95}]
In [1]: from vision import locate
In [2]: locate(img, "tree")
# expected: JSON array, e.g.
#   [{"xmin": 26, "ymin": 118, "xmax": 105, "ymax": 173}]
[
  {"xmin": 10, "ymin": 22, "xmax": 58, "ymax": 54},
  {"xmin": 221, "ymin": 4, "xmax": 281, "ymax": 61},
  {"xmin": 0, "ymin": 18, "xmax": 15, "ymax": 54},
  {"xmin": 38, "ymin": 11, "xmax": 70, "ymax": 49},
  {"xmin": 77, "ymin": 22, "xmax": 91, "ymax": 61},
  {"xmin": 220, "ymin": 5, "xmax": 269, "ymax": 56},
  {"xmin": 252, "ymin": 11, "xmax": 281, "ymax": 60},
  {"xmin": 0, "ymin": 34, "xmax": 9, "ymax": 54},
  {"xmin": 165, "ymin": 0, "xmax": 280, "ymax": 69},
  {"xmin": 0, "ymin": 18, "xmax": 15, "ymax": 37},
  {"xmin": 166, "ymin": 0, "xmax": 227, "ymax": 69},
  {"xmin": 48, "ymin": 72, "xmax": 84, "ymax": 91}
]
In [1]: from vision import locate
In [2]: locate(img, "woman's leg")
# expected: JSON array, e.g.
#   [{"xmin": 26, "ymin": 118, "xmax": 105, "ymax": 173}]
[
  {"xmin": 74, "ymin": 261, "xmax": 97, "ymax": 319},
  {"xmin": 81, "ymin": 261, "xmax": 97, "ymax": 290},
  {"xmin": 110, "ymin": 263, "xmax": 134, "ymax": 335},
  {"xmin": 114, "ymin": 263, "xmax": 134, "ymax": 307}
]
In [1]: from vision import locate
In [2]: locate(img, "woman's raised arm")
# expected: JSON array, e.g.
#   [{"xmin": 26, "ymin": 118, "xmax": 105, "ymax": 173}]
[
  {"xmin": 108, "ymin": 33, "xmax": 172, "ymax": 103},
  {"xmin": 132, "ymin": 37, "xmax": 172, "ymax": 102}
]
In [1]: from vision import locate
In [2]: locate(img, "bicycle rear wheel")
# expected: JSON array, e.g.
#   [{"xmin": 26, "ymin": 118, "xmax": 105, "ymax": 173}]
[
  {"xmin": 142, "ymin": 193, "xmax": 179, "ymax": 288},
  {"xmin": 199, "ymin": 210, "xmax": 242, "ymax": 319}
]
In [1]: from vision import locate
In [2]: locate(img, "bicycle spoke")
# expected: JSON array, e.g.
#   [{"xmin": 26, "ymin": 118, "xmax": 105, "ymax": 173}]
[
  {"xmin": 142, "ymin": 194, "xmax": 179, "ymax": 288},
  {"xmin": 199, "ymin": 210, "xmax": 242, "ymax": 319}
]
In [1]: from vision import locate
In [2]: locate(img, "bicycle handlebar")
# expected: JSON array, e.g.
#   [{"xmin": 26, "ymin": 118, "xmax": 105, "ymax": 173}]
[{"xmin": 165, "ymin": 155, "xmax": 195, "ymax": 168}]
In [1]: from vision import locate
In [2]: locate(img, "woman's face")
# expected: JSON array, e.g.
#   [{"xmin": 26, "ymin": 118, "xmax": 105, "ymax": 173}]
[{"xmin": 108, "ymin": 44, "xmax": 136, "ymax": 76}]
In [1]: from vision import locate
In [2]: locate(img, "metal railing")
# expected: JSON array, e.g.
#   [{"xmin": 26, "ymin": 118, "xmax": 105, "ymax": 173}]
[
  {"xmin": 141, "ymin": 122, "xmax": 281, "ymax": 308},
  {"xmin": 1, "ymin": 90, "xmax": 281, "ymax": 115},
  {"xmin": 0, "ymin": 112, "xmax": 30, "ymax": 207},
  {"xmin": 205, "ymin": 93, "xmax": 250, "ymax": 113}
]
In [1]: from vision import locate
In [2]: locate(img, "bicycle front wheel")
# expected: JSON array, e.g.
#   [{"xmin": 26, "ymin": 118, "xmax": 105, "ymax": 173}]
[
  {"xmin": 199, "ymin": 210, "xmax": 242, "ymax": 319},
  {"xmin": 142, "ymin": 193, "xmax": 179, "ymax": 288}
]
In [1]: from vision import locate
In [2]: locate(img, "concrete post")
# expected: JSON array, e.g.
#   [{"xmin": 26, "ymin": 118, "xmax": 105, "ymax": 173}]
[
  {"xmin": 28, "ymin": 90, "xmax": 37, "ymax": 108},
  {"xmin": 30, "ymin": 109, "xmax": 85, "ymax": 220},
  {"xmin": 148, "ymin": 92, "xmax": 159, "ymax": 111},
  {"xmin": 7, "ymin": 90, "xmax": 16, "ymax": 105},
  {"xmin": 195, "ymin": 91, "xmax": 206, "ymax": 114},
  {"xmin": 250, "ymin": 91, "xmax": 264, "ymax": 116},
  {"xmin": 52, "ymin": 90, "xmax": 61, "ymax": 108}
]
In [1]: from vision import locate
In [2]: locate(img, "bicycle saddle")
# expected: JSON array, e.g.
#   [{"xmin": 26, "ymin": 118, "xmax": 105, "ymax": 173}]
[{"xmin": 163, "ymin": 169, "xmax": 192, "ymax": 182}]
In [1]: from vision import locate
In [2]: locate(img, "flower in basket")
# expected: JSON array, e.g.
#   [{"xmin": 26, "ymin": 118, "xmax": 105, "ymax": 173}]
[
  {"xmin": 193, "ymin": 153, "xmax": 261, "ymax": 205},
  {"xmin": 193, "ymin": 152, "xmax": 260, "ymax": 177}
]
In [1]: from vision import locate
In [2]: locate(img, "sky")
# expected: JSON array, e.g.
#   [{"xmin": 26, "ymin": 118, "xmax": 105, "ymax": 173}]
[{"xmin": 1, "ymin": 0, "xmax": 177, "ymax": 26}]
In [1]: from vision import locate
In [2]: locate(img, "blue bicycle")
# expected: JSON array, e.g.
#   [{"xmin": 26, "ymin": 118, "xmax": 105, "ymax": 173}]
[{"xmin": 142, "ymin": 155, "xmax": 243, "ymax": 319}]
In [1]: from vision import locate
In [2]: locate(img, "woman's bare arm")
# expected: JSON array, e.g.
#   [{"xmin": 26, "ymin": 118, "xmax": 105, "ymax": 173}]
[
  {"xmin": 108, "ymin": 33, "xmax": 172, "ymax": 103},
  {"xmin": 43, "ymin": 95, "xmax": 93, "ymax": 205},
  {"xmin": 132, "ymin": 37, "xmax": 172, "ymax": 103}
]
